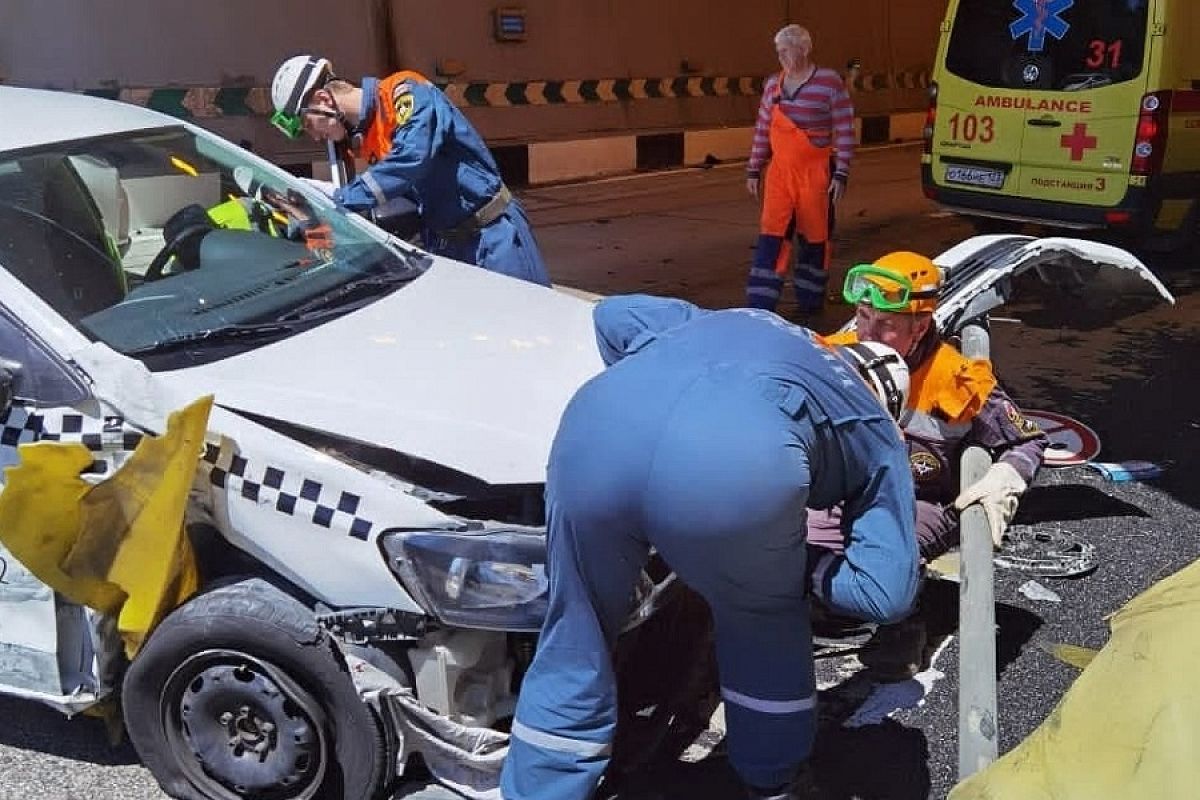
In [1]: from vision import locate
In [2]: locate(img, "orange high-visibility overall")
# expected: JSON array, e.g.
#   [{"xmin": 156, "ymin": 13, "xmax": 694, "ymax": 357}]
[
  {"xmin": 761, "ymin": 105, "xmax": 833, "ymax": 273},
  {"xmin": 746, "ymin": 98, "xmax": 834, "ymax": 313}
]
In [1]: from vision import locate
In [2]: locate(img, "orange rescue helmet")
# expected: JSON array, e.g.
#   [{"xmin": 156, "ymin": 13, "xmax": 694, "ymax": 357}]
[{"xmin": 844, "ymin": 251, "xmax": 943, "ymax": 314}]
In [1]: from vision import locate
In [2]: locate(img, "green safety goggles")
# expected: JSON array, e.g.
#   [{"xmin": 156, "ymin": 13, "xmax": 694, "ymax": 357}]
[
  {"xmin": 843, "ymin": 264, "xmax": 936, "ymax": 312},
  {"xmin": 270, "ymin": 110, "xmax": 305, "ymax": 139}
]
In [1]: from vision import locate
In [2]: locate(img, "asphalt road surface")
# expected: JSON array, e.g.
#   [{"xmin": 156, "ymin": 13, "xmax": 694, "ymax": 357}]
[{"xmin": 2, "ymin": 143, "xmax": 1196, "ymax": 800}]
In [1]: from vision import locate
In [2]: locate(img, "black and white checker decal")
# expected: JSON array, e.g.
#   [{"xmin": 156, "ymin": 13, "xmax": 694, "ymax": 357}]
[
  {"xmin": 0, "ymin": 405, "xmax": 144, "ymax": 473},
  {"xmin": 202, "ymin": 443, "xmax": 375, "ymax": 541}
]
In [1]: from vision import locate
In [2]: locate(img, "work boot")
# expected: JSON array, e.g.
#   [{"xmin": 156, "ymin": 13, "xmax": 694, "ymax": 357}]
[
  {"xmin": 858, "ymin": 615, "xmax": 929, "ymax": 682},
  {"xmin": 745, "ymin": 765, "xmax": 820, "ymax": 799},
  {"xmin": 810, "ymin": 598, "xmax": 877, "ymax": 649}
]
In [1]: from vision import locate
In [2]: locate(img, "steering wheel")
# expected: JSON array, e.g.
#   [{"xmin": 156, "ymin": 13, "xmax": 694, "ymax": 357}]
[{"xmin": 142, "ymin": 223, "xmax": 215, "ymax": 281}]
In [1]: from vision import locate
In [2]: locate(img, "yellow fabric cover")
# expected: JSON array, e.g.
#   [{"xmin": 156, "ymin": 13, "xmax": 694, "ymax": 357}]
[
  {"xmin": 0, "ymin": 396, "xmax": 211, "ymax": 658},
  {"xmin": 950, "ymin": 559, "xmax": 1200, "ymax": 800}
]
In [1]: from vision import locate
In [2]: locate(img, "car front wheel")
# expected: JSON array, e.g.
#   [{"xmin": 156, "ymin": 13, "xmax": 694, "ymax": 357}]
[{"xmin": 122, "ymin": 578, "xmax": 387, "ymax": 800}]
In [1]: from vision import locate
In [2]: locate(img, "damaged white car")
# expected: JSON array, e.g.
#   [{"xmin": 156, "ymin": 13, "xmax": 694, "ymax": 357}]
[
  {"xmin": 0, "ymin": 86, "xmax": 1175, "ymax": 800},
  {"xmin": 0, "ymin": 86, "xmax": 699, "ymax": 800}
]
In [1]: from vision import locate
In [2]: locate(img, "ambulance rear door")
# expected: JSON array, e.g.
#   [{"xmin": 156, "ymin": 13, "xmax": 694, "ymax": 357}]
[
  {"xmin": 931, "ymin": 0, "xmax": 1031, "ymax": 198},
  {"xmin": 1010, "ymin": 0, "xmax": 1152, "ymax": 208}
]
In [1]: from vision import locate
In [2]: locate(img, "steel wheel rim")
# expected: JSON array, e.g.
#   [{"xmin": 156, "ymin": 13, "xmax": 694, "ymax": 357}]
[{"xmin": 160, "ymin": 649, "xmax": 330, "ymax": 800}]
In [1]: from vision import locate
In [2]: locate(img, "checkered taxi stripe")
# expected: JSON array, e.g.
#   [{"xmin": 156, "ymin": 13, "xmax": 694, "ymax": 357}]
[
  {"xmin": 0, "ymin": 406, "xmax": 144, "ymax": 473},
  {"xmin": 202, "ymin": 443, "xmax": 374, "ymax": 541},
  {"xmin": 0, "ymin": 406, "xmax": 377, "ymax": 540}
]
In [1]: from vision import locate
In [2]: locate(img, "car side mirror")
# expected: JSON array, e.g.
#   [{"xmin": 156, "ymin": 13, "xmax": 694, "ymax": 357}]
[{"xmin": 0, "ymin": 361, "xmax": 19, "ymax": 414}]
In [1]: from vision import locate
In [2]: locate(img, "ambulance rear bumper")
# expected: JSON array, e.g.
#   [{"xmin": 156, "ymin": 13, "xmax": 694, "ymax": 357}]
[{"xmin": 921, "ymin": 166, "xmax": 1151, "ymax": 232}]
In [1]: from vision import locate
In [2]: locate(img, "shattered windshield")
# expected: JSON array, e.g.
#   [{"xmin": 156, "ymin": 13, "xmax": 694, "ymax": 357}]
[
  {"xmin": 0, "ymin": 126, "xmax": 429, "ymax": 367},
  {"xmin": 946, "ymin": 0, "xmax": 1148, "ymax": 91}
]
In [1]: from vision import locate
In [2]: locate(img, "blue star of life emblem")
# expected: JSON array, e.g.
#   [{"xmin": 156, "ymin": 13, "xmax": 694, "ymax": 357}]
[{"xmin": 1010, "ymin": 0, "xmax": 1074, "ymax": 52}]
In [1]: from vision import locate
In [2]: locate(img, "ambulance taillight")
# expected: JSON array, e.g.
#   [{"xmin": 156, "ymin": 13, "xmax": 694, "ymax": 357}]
[
  {"xmin": 1130, "ymin": 92, "xmax": 1172, "ymax": 177},
  {"xmin": 922, "ymin": 82, "xmax": 939, "ymax": 156}
]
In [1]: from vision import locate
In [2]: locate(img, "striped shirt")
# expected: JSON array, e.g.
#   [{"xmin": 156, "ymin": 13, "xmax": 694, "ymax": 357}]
[{"xmin": 747, "ymin": 68, "xmax": 855, "ymax": 180}]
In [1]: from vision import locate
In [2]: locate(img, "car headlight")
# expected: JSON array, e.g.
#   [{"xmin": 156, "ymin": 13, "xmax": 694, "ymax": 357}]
[
  {"xmin": 381, "ymin": 528, "xmax": 549, "ymax": 631},
  {"xmin": 381, "ymin": 527, "xmax": 675, "ymax": 634}
]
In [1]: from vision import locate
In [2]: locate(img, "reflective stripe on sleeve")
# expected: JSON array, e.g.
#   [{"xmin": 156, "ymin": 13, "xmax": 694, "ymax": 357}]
[
  {"xmin": 720, "ymin": 686, "xmax": 816, "ymax": 715},
  {"xmin": 903, "ymin": 409, "xmax": 972, "ymax": 441},
  {"xmin": 510, "ymin": 719, "xmax": 613, "ymax": 758},
  {"xmin": 361, "ymin": 172, "xmax": 389, "ymax": 207}
]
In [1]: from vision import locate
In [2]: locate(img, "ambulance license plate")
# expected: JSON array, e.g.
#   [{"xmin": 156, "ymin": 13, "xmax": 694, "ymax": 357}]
[{"xmin": 944, "ymin": 165, "xmax": 1006, "ymax": 189}]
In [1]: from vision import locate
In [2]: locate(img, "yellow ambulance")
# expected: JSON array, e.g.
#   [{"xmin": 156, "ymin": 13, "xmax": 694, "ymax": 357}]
[{"xmin": 921, "ymin": 0, "xmax": 1200, "ymax": 247}]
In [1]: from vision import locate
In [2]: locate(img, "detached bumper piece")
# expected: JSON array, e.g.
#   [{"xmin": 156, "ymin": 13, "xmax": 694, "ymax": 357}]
[{"xmin": 348, "ymin": 653, "xmax": 509, "ymax": 800}]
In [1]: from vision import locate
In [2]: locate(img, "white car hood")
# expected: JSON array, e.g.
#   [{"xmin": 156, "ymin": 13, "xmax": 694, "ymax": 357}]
[{"xmin": 156, "ymin": 258, "xmax": 604, "ymax": 485}]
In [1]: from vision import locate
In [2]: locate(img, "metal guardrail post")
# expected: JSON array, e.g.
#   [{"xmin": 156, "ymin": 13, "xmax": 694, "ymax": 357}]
[{"xmin": 958, "ymin": 321, "xmax": 999, "ymax": 778}]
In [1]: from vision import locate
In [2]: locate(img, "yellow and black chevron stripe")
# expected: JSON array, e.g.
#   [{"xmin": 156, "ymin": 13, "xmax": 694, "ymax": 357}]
[
  {"xmin": 441, "ymin": 75, "xmax": 765, "ymax": 106},
  {"xmin": 850, "ymin": 69, "xmax": 932, "ymax": 93},
  {"xmin": 74, "ymin": 70, "xmax": 927, "ymax": 119}
]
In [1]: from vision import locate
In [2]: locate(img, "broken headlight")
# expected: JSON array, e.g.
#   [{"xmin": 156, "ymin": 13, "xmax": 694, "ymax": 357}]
[{"xmin": 381, "ymin": 529, "xmax": 549, "ymax": 632}]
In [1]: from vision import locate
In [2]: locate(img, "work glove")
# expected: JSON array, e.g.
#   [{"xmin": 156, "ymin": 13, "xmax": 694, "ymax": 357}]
[{"xmin": 953, "ymin": 461, "xmax": 1027, "ymax": 549}]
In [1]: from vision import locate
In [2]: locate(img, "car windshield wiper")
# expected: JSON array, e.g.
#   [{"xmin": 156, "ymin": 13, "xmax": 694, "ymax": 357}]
[
  {"xmin": 126, "ymin": 322, "xmax": 298, "ymax": 355},
  {"xmin": 276, "ymin": 269, "xmax": 419, "ymax": 322}
]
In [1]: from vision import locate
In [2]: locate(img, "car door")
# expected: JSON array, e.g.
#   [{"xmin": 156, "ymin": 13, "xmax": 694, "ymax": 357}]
[
  {"xmin": 0, "ymin": 301, "xmax": 109, "ymax": 709},
  {"xmin": 0, "ymin": 296, "xmax": 163, "ymax": 714}
]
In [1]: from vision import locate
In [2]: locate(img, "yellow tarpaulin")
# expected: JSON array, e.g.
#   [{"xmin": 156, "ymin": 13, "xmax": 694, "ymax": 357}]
[
  {"xmin": 950, "ymin": 559, "xmax": 1200, "ymax": 800},
  {"xmin": 0, "ymin": 396, "xmax": 212, "ymax": 658}
]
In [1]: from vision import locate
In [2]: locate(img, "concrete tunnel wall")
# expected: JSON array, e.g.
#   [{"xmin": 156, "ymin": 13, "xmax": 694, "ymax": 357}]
[
  {"xmin": 0, "ymin": 0, "xmax": 948, "ymax": 183},
  {"xmin": 388, "ymin": 0, "xmax": 944, "ymax": 141},
  {"xmin": 389, "ymin": 0, "xmax": 946, "ymax": 182}
]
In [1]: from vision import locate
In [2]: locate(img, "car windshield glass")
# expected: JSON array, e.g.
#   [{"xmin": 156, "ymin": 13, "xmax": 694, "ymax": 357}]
[
  {"xmin": 0, "ymin": 125, "xmax": 429, "ymax": 365},
  {"xmin": 945, "ymin": 0, "xmax": 1149, "ymax": 91}
]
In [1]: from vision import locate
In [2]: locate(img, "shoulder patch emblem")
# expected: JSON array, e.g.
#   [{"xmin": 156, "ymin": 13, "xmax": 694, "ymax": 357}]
[
  {"xmin": 1005, "ymin": 401, "xmax": 1041, "ymax": 435},
  {"xmin": 910, "ymin": 451, "xmax": 941, "ymax": 481},
  {"xmin": 393, "ymin": 91, "xmax": 417, "ymax": 127}
]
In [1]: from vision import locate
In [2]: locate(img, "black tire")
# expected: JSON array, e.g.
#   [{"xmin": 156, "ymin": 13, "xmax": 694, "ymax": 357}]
[
  {"xmin": 609, "ymin": 583, "xmax": 719, "ymax": 780},
  {"xmin": 122, "ymin": 578, "xmax": 387, "ymax": 800}
]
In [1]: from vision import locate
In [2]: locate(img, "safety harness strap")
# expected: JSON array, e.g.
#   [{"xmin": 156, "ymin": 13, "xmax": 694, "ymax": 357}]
[
  {"xmin": 284, "ymin": 58, "xmax": 322, "ymax": 116},
  {"xmin": 437, "ymin": 184, "xmax": 513, "ymax": 241}
]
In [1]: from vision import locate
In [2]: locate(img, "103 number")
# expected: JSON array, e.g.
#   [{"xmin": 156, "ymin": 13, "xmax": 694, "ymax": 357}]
[{"xmin": 947, "ymin": 113, "xmax": 996, "ymax": 143}]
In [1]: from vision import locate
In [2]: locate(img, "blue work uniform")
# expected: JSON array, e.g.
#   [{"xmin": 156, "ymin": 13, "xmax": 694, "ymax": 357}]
[
  {"xmin": 500, "ymin": 295, "xmax": 920, "ymax": 799},
  {"xmin": 335, "ymin": 76, "xmax": 550, "ymax": 286}
]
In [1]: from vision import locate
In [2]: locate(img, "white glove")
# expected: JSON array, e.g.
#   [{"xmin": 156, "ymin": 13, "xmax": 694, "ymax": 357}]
[
  {"xmin": 299, "ymin": 177, "xmax": 338, "ymax": 199},
  {"xmin": 953, "ymin": 461, "xmax": 1027, "ymax": 549}
]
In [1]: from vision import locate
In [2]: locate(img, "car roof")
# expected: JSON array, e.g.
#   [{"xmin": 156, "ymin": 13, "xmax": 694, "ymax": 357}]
[{"xmin": 0, "ymin": 86, "xmax": 175, "ymax": 153}]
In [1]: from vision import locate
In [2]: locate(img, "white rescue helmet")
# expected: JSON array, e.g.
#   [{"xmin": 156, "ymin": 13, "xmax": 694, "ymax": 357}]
[
  {"xmin": 836, "ymin": 341, "xmax": 910, "ymax": 420},
  {"xmin": 271, "ymin": 55, "xmax": 333, "ymax": 116}
]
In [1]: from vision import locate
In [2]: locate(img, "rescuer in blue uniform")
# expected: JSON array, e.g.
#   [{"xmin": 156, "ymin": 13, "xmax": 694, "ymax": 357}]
[
  {"xmin": 500, "ymin": 295, "xmax": 920, "ymax": 800},
  {"xmin": 270, "ymin": 55, "xmax": 550, "ymax": 286}
]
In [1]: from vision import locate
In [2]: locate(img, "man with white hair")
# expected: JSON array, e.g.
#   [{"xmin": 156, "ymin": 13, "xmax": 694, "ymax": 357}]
[{"xmin": 746, "ymin": 24, "xmax": 855, "ymax": 317}]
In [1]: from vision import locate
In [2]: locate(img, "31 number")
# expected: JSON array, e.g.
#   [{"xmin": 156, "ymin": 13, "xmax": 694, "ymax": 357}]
[
  {"xmin": 947, "ymin": 113, "xmax": 996, "ymax": 143},
  {"xmin": 1086, "ymin": 39, "xmax": 1123, "ymax": 69}
]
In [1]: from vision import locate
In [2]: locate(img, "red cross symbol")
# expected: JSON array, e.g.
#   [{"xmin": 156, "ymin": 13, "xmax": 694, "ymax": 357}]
[{"xmin": 1060, "ymin": 123, "xmax": 1098, "ymax": 161}]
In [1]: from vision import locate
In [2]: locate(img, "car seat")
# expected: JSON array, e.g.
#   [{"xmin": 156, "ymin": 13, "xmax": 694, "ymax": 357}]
[{"xmin": 0, "ymin": 154, "xmax": 126, "ymax": 324}]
